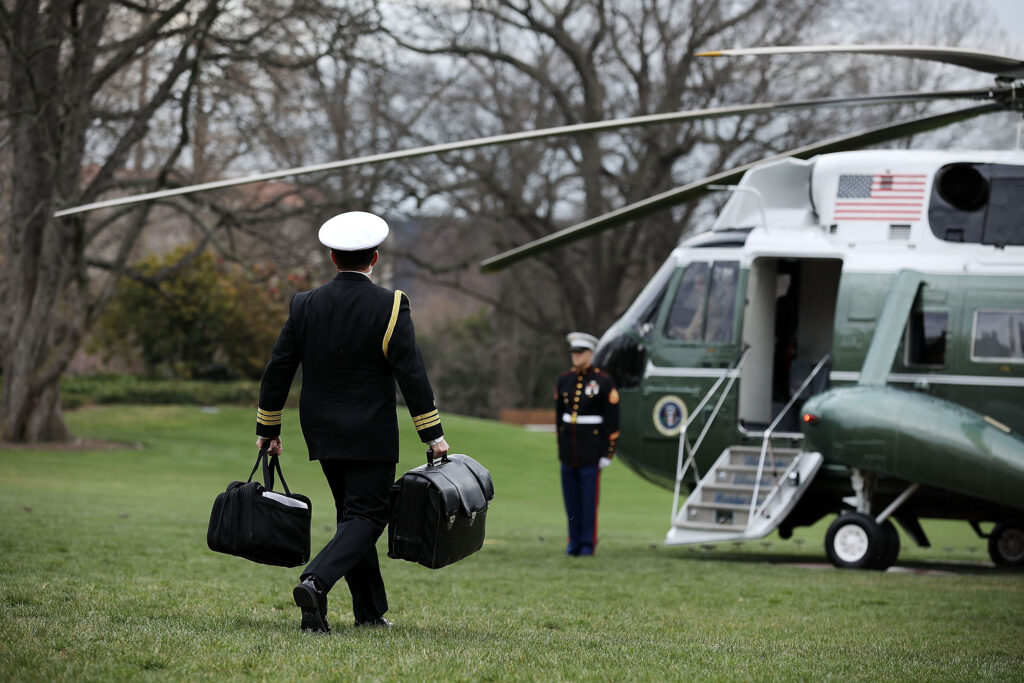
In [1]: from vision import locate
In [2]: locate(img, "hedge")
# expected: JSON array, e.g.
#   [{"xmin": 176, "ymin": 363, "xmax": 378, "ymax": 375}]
[{"xmin": 57, "ymin": 375, "xmax": 281, "ymax": 410}]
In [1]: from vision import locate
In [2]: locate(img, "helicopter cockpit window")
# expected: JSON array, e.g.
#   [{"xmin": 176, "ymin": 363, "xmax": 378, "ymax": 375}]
[
  {"xmin": 635, "ymin": 279, "xmax": 670, "ymax": 341},
  {"xmin": 664, "ymin": 262, "xmax": 709, "ymax": 341},
  {"xmin": 905, "ymin": 310, "xmax": 947, "ymax": 367},
  {"xmin": 972, "ymin": 310, "xmax": 1024, "ymax": 362},
  {"xmin": 705, "ymin": 262, "xmax": 739, "ymax": 343}
]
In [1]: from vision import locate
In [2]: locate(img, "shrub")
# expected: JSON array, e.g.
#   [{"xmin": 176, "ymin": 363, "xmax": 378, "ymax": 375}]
[
  {"xmin": 59, "ymin": 375, "xmax": 263, "ymax": 409},
  {"xmin": 91, "ymin": 247, "xmax": 313, "ymax": 380}
]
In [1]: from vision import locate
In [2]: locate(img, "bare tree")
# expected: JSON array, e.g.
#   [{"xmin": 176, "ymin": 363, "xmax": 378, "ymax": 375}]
[
  {"xmin": 0, "ymin": 0, "xmax": 378, "ymax": 442},
  {"xmin": 375, "ymin": 0, "xmax": 875, "ymax": 407}
]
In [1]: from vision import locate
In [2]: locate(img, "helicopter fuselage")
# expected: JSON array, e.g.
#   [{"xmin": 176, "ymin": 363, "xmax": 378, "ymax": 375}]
[{"xmin": 595, "ymin": 149, "xmax": 1024, "ymax": 538}]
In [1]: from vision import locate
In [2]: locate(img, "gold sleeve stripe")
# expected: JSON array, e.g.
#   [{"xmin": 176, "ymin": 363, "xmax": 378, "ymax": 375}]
[
  {"xmin": 415, "ymin": 416, "xmax": 442, "ymax": 431},
  {"xmin": 382, "ymin": 289, "xmax": 405, "ymax": 359},
  {"xmin": 412, "ymin": 409, "xmax": 439, "ymax": 426},
  {"xmin": 609, "ymin": 430, "xmax": 620, "ymax": 441},
  {"xmin": 257, "ymin": 408, "xmax": 283, "ymax": 425}
]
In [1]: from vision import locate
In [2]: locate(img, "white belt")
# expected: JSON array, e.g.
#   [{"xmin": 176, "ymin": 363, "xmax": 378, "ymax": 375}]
[{"xmin": 562, "ymin": 413, "xmax": 604, "ymax": 425}]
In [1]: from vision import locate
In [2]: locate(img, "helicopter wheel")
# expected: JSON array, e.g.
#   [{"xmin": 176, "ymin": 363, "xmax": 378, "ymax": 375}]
[
  {"xmin": 824, "ymin": 512, "xmax": 886, "ymax": 570},
  {"xmin": 987, "ymin": 522, "xmax": 1024, "ymax": 567},
  {"xmin": 877, "ymin": 519, "xmax": 900, "ymax": 570}
]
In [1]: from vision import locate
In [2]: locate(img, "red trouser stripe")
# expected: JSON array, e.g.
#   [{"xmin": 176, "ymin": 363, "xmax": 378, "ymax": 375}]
[{"xmin": 592, "ymin": 470, "xmax": 601, "ymax": 546}]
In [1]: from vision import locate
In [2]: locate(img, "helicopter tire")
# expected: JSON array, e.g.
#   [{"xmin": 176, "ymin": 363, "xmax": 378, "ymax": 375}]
[
  {"xmin": 987, "ymin": 522, "xmax": 1024, "ymax": 566},
  {"xmin": 824, "ymin": 512, "xmax": 885, "ymax": 570},
  {"xmin": 877, "ymin": 519, "xmax": 900, "ymax": 570}
]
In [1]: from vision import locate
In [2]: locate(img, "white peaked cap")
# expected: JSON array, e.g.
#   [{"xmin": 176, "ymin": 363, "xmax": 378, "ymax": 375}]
[
  {"xmin": 566, "ymin": 332, "xmax": 599, "ymax": 352},
  {"xmin": 318, "ymin": 211, "xmax": 390, "ymax": 250}
]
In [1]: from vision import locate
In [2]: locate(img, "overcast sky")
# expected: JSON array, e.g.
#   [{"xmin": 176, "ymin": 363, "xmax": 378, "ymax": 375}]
[{"xmin": 981, "ymin": 0, "xmax": 1024, "ymax": 47}]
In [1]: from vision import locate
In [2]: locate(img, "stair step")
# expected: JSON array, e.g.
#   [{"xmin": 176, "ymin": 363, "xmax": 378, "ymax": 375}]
[
  {"xmin": 701, "ymin": 489, "xmax": 763, "ymax": 503},
  {"xmin": 688, "ymin": 500, "xmax": 755, "ymax": 511},
  {"xmin": 715, "ymin": 464, "xmax": 791, "ymax": 474},
  {"xmin": 700, "ymin": 482, "xmax": 767, "ymax": 494},
  {"xmin": 672, "ymin": 520, "xmax": 747, "ymax": 532},
  {"xmin": 727, "ymin": 447, "xmax": 796, "ymax": 457},
  {"xmin": 699, "ymin": 494, "xmax": 762, "ymax": 509},
  {"xmin": 712, "ymin": 469, "xmax": 780, "ymax": 486},
  {"xmin": 683, "ymin": 504, "xmax": 750, "ymax": 526},
  {"xmin": 729, "ymin": 455, "xmax": 794, "ymax": 469}
]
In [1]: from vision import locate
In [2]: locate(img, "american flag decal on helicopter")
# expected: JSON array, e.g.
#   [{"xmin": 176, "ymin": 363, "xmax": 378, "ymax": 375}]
[{"xmin": 834, "ymin": 173, "xmax": 927, "ymax": 221}]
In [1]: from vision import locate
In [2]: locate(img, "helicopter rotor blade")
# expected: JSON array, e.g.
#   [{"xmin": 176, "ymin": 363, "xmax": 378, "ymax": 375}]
[
  {"xmin": 697, "ymin": 45, "xmax": 1024, "ymax": 79},
  {"xmin": 479, "ymin": 102, "xmax": 1001, "ymax": 273},
  {"xmin": 54, "ymin": 88, "xmax": 994, "ymax": 218}
]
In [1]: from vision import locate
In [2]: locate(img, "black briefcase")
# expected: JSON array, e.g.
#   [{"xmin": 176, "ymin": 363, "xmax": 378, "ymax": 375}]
[
  {"xmin": 207, "ymin": 443, "xmax": 312, "ymax": 567},
  {"xmin": 387, "ymin": 452, "xmax": 494, "ymax": 569}
]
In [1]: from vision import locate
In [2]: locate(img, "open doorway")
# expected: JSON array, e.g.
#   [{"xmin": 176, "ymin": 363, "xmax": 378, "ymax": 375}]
[{"xmin": 738, "ymin": 258, "xmax": 842, "ymax": 433}]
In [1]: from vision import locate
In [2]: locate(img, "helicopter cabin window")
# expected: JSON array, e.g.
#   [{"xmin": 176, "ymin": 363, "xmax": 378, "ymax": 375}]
[
  {"xmin": 705, "ymin": 262, "xmax": 739, "ymax": 343},
  {"xmin": 904, "ymin": 310, "xmax": 947, "ymax": 367},
  {"xmin": 663, "ymin": 261, "xmax": 738, "ymax": 343},
  {"xmin": 972, "ymin": 310, "xmax": 1024, "ymax": 362}
]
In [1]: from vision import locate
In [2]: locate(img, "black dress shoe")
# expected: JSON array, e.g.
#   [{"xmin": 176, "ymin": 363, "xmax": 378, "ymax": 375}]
[
  {"xmin": 354, "ymin": 616, "xmax": 394, "ymax": 628},
  {"xmin": 293, "ymin": 578, "xmax": 330, "ymax": 633}
]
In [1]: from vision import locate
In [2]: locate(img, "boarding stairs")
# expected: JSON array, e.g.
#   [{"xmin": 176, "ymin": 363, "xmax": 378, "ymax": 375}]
[
  {"xmin": 665, "ymin": 349, "xmax": 828, "ymax": 546},
  {"xmin": 666, "ymin": 445, "xmax": 823, "ymax": 545}
]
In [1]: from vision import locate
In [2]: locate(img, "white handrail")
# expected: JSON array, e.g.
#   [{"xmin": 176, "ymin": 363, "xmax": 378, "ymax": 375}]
[
  {"xmin": 748, "ymin": 353, "xmax": 832, "ymax": 522},
  {"xmin": 671, "ymin": 346, "xmax": 750, "ymax": 524}
]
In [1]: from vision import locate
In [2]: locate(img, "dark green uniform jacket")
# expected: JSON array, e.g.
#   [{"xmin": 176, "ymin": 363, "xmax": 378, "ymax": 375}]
[{"xmin": 256, "ymin": 271, "xmax": 443, "ymax": 461}]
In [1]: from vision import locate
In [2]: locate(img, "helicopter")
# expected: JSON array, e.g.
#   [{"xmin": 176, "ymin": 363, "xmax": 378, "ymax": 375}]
[
  {"xmin": 481, "ymin": 46, "xmax": 1024, "ymax": 570},
  {"xmin": 56, "ymin": 45, "xmax": 1024, "ymax": 570}
]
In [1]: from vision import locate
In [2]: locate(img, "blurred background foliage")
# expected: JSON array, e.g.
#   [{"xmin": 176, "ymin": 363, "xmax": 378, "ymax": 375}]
[{"xmin": 89, "ymin": 246, "xmax": 314, "ymax": 381}]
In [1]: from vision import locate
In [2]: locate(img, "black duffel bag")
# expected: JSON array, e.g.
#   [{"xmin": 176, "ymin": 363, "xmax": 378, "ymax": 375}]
[
  {"xmin": 207, "ymin": 443, "xmax": 311, "ymax": 567},
  {"xmin": 388, "ymin": 451, "xmax": 494, "ymax": 569}
]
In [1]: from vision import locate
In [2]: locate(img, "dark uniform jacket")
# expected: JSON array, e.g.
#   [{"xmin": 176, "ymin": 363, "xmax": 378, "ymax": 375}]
[
  {"xmin": 555, "ymin": 365, "xmax": 620, "ymax": 467},
  {"xmin": 256, "ymin": 271, "xmax": 443, "ymax": 462}
]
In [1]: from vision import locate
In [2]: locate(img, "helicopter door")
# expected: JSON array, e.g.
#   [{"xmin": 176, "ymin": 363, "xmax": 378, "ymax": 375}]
[
  {"xmin": 738, "ymin": 257, "xmax": 842, "ymax": 433},
  {"xmin": 636, "ymin": 260, "xmax": 742, "ymax": 442}
]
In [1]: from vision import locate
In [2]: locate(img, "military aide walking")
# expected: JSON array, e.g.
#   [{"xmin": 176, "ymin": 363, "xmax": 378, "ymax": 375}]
[
  {"xmin": 556, "ymin": 332, "xmax": 620, "ymax": 556},
  {"xmin": 255, "ymin": 211, "xmax": 449, "ymax": 633}
]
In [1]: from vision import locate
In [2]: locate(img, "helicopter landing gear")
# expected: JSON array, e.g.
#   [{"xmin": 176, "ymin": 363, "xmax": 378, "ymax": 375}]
[
  {"xmin": 879, "ymin": 519, "xmax": 900, "ymax": 569},
  {"xmin": 826, "ymin": 472, "xmax": 916, "ymax": 570},
  {"xmin": 987, "ymin": 522, "xmax": 1024, "ymax": 566},
  {"xmin": 824, "ymin": 512, "xmax": 896, "ymax": 570}
]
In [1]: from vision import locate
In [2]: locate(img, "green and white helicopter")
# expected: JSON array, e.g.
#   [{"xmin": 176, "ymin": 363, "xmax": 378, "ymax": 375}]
[
  {"xmin": 483, "ymin": 46, "xmax": 1024, "ymax": 570},
  {"xmin": 61, "ymin": 45, "xmax": 1024, "ymax": 570}
]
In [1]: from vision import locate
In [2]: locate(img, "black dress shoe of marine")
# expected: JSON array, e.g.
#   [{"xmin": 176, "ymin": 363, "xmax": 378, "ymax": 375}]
[
  {"xmin": 293, "ymin": 578, "xmax": 330, "ymax": 633},
  {"xmin": 354, "ymin": 616, "xmax": 394, "ymax": 628}
]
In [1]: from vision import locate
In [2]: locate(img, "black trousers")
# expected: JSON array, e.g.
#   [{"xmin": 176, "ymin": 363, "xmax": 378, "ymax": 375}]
[{"xmin": 302, "ymin": 459, "xmax": 395, "ymax": 622}]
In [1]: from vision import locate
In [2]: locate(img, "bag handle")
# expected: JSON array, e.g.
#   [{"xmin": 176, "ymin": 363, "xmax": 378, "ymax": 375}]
[
  {"xmin": 247, "ymin": 442, "xmax": 292, "ymax": 495},
  {"xmin": 426, "ymin": 447, "xmax": 449, "ymax": 468},
  {"xmin": 269, "ymin": 453, "xmax": 291, "ymax": 495},
  {"xmin": 247, "ymin": 442, "xmax": 269, "ymax": 483}
]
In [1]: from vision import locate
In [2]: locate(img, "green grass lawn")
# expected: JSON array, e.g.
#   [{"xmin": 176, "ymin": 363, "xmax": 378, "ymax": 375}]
[{"xmin": 1, "ymin": 405, "xmax": 1022, "ymax": 681}]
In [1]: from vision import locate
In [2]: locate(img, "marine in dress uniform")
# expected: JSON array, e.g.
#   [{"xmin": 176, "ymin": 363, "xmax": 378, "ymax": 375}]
[
  {"xmin": 255, "ymin": 211, "xmax": 449, "ymax": 633},
  {"xmin": 555, "ymin": 332, "xmax": 620, "ymax": 556}
]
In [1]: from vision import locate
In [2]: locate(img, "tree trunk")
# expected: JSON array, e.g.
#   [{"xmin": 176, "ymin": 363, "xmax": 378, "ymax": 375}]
[
  {"xmin": 1, "ymin": 362, "xmax": 72, "ymax": 443},
  {"xmin": 0, "ymin": 0, "xmax": 87, "ymax": 443}
]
